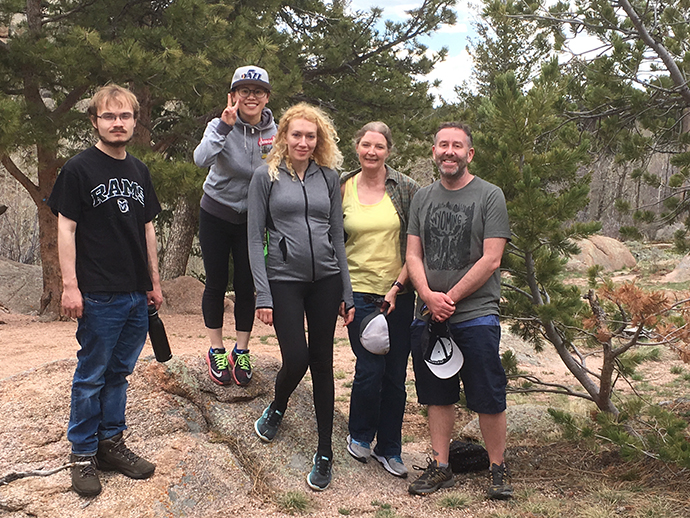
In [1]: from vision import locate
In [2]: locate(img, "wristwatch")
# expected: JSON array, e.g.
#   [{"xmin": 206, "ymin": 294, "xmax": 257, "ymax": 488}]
[{"xmin": 391, "ymin": 280, "xmax": 405, "ymax": 291}]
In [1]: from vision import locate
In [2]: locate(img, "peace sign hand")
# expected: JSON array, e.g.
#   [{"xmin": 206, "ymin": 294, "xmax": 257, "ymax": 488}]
[{"xmin": 221, "ymin": 93, "xmax": 240, "ymax": 127}]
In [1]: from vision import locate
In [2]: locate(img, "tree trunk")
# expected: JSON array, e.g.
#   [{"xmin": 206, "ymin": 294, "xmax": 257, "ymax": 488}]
[
  {"xmin": 37, "ymin": 201, "xmax": 61, "ymax": 316},
  {"xmin": 160, "ymin": 195, "xmax": 198, "ymax": 281}
]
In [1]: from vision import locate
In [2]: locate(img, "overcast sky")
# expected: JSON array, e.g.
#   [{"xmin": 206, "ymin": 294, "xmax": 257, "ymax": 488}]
[{"xmin": 348, "ymin": 0, "xmax": 478, "ymax": 103}]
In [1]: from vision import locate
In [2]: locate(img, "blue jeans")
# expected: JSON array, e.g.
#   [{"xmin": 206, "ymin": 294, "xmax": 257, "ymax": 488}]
[
  {"xmin": 68, "ymin": 291, "xmax": 148, "ymax": 455},
  {"xmin": 347, "ymin": 291, "xmax": 415, "ymax": 457}
]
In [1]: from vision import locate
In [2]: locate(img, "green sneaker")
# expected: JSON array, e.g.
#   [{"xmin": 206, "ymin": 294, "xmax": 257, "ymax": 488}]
[
  {"xmin": 206, "ymin": 347, "xmax": 232, "ymax": 385},
  {"xmin": 230, "ymin": 346, "xmax": 253, "ymax": 386}
]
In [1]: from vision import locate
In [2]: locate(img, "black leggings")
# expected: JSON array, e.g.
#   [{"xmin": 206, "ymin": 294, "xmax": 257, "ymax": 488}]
[
  {"xmin": 270, "ymin": 274, "xmax": 342, "ymax": 459},
  {"xmin": 198, "ymin": 208, "xmax": 255, "ymax": 333}
]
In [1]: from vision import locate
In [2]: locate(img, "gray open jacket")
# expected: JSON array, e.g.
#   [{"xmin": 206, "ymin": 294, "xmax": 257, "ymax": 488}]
[
  {"xmin": 247, "ymin": 160, "xmax": 354, "ymax": 310},
  {"xmin": 193, "ymin": 109, "xmax": 276, "ymax": 216}
]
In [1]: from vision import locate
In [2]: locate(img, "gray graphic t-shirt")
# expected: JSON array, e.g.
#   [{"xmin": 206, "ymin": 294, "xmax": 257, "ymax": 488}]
[{"xmin": 408, "ymin": 177, "xmax": 511, "ymax": 323}]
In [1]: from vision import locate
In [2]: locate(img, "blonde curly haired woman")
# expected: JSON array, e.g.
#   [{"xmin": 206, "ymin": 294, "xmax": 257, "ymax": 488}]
[{"xmin": 247, "ymin": 103, "xmax": 354, "ymax": 491}]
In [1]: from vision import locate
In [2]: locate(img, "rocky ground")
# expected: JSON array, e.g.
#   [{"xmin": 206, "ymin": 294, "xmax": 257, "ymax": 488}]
[{"xmin": 1, "ymin": 308, "xmax": 689, "ymax": 518}]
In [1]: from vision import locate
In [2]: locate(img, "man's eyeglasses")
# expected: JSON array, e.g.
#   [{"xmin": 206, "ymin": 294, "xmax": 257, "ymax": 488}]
[
  {"xmin": 235, "ymin": 87, "xmax": 268, "ymax": 99},
  {"xmin": 97, "ymin": 112, "xmax": 134, "ymax": 122}
]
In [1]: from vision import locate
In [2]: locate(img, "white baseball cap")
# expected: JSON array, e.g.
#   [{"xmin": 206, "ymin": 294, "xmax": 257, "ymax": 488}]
[
  {"xmin": 231, "ymin": 65, "xmax": 271, "ymax": 91},
  {"xmin": 359, "ymin": 310, "xmax": 390, "ymax": 355},
  {"xmin": 422, "ymin": 321, "xmax": 464, "ymax": 379}
]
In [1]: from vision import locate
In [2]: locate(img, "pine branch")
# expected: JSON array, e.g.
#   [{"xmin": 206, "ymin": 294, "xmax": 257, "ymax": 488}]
[
  {"xmin": 0, "ymin": 154, "xmax": 40, "ymax": 203},
  {"xmin": 507, "ymin": 374, "xmax": 594, "ymax": 400}
]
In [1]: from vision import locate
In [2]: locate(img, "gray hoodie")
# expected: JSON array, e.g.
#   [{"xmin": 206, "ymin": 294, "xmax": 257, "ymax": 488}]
[
  {"xmin": 247, "ymin": 161, "xmax": 354, "ymax": 310},
  {"xmin": 194, "ymin": 108, "xmax": 276, "ymax": 217}
]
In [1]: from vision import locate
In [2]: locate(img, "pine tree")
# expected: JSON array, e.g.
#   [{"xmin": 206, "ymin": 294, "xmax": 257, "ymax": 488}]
[{"xmin": 0, "ymin": 0, "xmax": 455, "ymax": 315}]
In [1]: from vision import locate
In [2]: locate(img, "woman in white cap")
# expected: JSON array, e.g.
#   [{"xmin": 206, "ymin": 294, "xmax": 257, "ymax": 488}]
[
  {"xmin": 339, "ymin": 121, "xmax": 420, "ymax": 478},
  {"xmin": 194, "ymin": 65, "xmax": 276, "ymax": 387}
]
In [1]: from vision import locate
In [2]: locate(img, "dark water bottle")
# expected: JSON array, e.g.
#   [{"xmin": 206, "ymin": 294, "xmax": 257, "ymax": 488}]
[{"xmin": 148, "ymin": 305, "xmax": 172, "ymax": 362}]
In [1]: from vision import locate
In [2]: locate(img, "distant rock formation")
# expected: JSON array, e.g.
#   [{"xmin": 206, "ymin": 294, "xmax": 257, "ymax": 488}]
[
  {"xmin": 0, "ymin": 258, "xmax": 42, "ymax": 314},
  {"xmin": 566, "ymin": 235, "xmax": 637, "ymax": 272},
  {"xmin": 662, "ymin": 253, "xmax": 690, "ymax": 283}
]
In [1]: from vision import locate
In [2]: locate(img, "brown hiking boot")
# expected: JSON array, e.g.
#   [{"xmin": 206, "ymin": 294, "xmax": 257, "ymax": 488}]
[
  {"xmin": 70, "ymin": 454, "xmax": 101, "ymax": 496},
  {"xmin": 96, "ymin": 432, "xmax": 155, "ymax": 479}
]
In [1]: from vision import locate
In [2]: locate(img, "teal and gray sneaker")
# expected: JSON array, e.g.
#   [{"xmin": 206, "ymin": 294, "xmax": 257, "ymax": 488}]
[
  {"xmin": 254, "ymin": 404, "xmax": 284, "ymax": 442},
  {"xmin": 307, "ymin": 454, "xmax": 332, "ymax": 491}
]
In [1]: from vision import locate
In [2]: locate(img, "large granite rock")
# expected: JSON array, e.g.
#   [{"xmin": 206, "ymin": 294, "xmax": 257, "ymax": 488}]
[
  {"xmin": 0, "ymin": 354, "xmax": 425, "ymax": 517},
  {"xmin": 566, "ymin": 235, "xmax": 636, "ymax": 272}
]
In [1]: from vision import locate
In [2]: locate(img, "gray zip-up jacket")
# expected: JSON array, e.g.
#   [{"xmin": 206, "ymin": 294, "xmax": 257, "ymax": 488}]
[
  {"xmin": 247, "ymin": 160, "xmax": 354, "ymax": 310},
  {"xmin": 194, "ymin": 109, "xmax": 276, "ymax": 216}
]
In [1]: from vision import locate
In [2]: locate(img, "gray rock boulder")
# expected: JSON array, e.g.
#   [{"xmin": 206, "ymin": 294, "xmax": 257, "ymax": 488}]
[
  {"xmin": 0, "ymin": 257, "xmax": 42, "ymax": 314},
  {"xmin": 460, "ymin": 404, "xmax": 561, "ymax": 442}
]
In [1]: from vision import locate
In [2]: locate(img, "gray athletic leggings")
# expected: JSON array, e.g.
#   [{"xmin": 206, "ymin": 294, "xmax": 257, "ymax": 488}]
[{"xmin": 270, "ymin": 274, "xmax": 342, "ymax": 459}]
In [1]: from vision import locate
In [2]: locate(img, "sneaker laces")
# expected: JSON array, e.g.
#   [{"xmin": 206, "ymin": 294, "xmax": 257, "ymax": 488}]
[
  {"xmin": 266, "ymin": 407, "xmax": 283, "ymax": 427},
  {"xmin": 234, "ymin": 351, "xmax": 252, "ymax": 371},
  {"xmin": 412, "ymin": 457, "xmax": 447, "ymax": 482},
  {"xmin": 211, "ymin": 350, "xmax": 229, "ymax": 370},
  {"xmin": 314, "ymin": 455, "xmax": 331, "ymax": 476},
  {"xmin": 411, "ymin": 456, "xmax": 435, "ymax": 472},
  {"xmin": 490, "ymin": 463, "xmax": 510, "ymax": 486}
]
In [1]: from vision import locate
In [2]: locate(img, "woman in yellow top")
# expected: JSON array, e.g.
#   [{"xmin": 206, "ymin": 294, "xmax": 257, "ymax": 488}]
[{"xmin": 340, "ymin": 121, "xmax": 420, "ymax": 477}]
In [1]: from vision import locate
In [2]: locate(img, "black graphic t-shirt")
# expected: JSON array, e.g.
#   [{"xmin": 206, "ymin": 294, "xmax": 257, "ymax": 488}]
[
  {"xmin": 408, "ymin": 177, "xmax": 510, "ymax": 323},
  {"xmin": 48, "ymin": 146, "xmax": 161, "ymax": 293}
]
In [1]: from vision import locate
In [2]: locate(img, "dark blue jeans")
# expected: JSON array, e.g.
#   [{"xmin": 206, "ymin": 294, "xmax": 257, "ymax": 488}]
[
  {"xmin": 347, "ymin": 291, "xmax": 415, "ymax": 457},
  {"xmin": 68, "ymin": 291, "xmax": 148, "ymax": 455}
]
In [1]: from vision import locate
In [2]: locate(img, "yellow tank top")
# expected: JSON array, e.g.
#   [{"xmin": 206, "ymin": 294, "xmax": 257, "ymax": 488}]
[{"xmin": 342, "ymin": 175, "xmax": 401, "ymax": 295}]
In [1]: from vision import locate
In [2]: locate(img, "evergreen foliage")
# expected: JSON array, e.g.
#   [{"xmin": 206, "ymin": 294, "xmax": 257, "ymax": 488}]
[
  {"xmin": 464, "ymin": 5, "xmax": 690, "ymax": 467},
  {"xmin": 0, "ymin": 0, "xmax": 455, "ymax": 311}
]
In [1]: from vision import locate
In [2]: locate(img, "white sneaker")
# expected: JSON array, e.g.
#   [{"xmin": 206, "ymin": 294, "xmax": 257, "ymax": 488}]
[
  {"xmin": 372, "ymin": 452, "xmax": 408, "ymax": 478},
  {"xmin": 346, "ymin": 435, "xmax": 371, "ymax": 462}
]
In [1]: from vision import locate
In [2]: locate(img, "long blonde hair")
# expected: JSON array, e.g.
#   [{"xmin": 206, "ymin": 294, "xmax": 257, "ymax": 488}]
[{"xmin": 266, "ymin": 103, "xmax": 343, "ymax": 180}]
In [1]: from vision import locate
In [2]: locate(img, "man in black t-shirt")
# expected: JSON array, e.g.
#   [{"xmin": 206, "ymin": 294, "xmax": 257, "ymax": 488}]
[{"xmin": 48, "ymin": 85, "xmax": 162, "ymax": 497}]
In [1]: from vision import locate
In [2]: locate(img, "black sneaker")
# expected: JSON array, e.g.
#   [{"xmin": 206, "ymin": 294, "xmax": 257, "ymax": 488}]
[
  {"xmin": 230, "ymin": 346, "xmax": 252, "ymax": 386},
  {"xmin": 307, "ymin": 454, "xmax": 332, "ymax": 491},
  {"xmin": 70, "ymin": 454, "xmax": 101, "ymax": 496},
  {"xmin": 254, "ymin": 404, "xmax": 284, "ymax": 442},
  {"xmin": 206, "ymin": 347, "xmax": 233, "ymax": 385},
  {"xmin": 408, "ymin": 458, "xmax": 454, "ymax": 495},
  {"xmin": 487, "ymin": 462, "xmax": 513, "ymax": 500},
  {"xmin": 96, "ymin": 432, "xmax": 155, "ymax": 479}
]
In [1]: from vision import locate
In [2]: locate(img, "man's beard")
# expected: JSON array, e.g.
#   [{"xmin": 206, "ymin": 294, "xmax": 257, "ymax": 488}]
[
  {"xmin": 435, "ymin": 155, "xmax": 468, "ymax": 179},
  {"xmin": 98, "ymin": 131, "xmax": 132, "ymax": 148}
]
